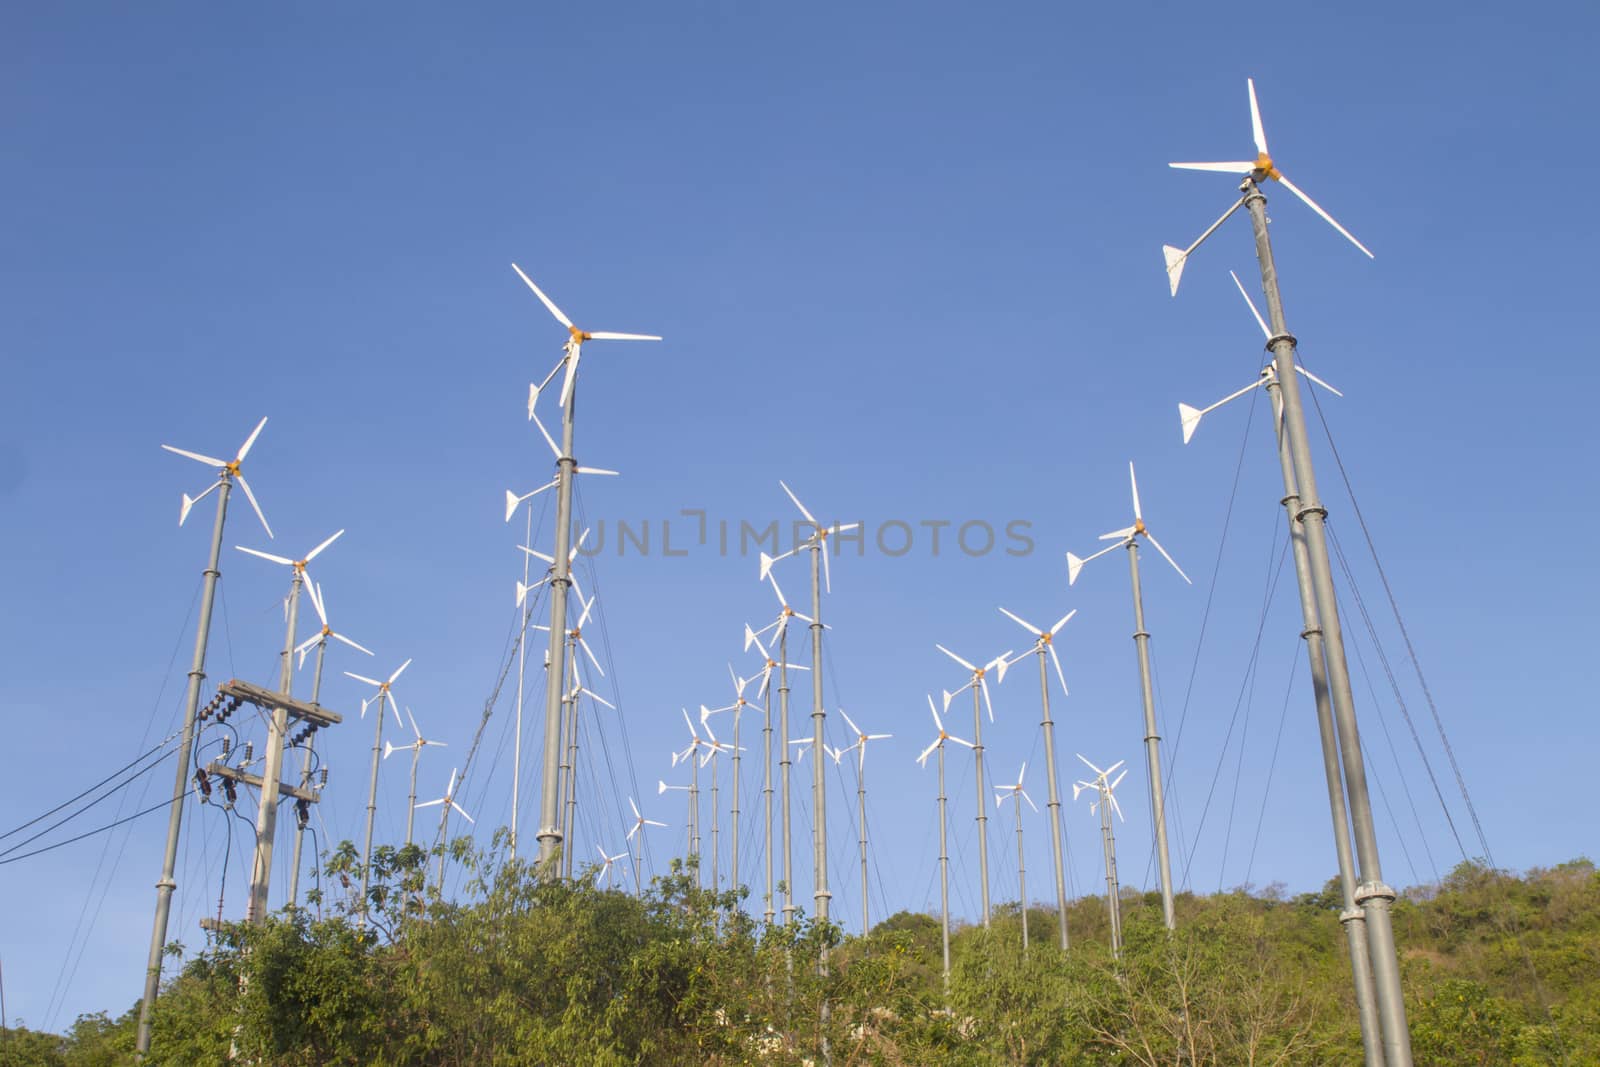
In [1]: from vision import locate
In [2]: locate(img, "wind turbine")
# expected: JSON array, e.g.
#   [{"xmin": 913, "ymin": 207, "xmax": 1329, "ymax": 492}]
[
  {"xmin": 1065, "ymin": 461, "xmax": 1186, "ymax": 932},
  {"xmin": 834, "ymin": 708, "xmax": 890, "ymax": 935},
  {"xmin": 936, "ymin": 643, "xmax": 1011, "ymax": 927},
  {"xmin": 1165, "ymin": 78, "xmax": 1408, "ymax": 1067},
  {"xmin": 346, "ymin": 657, "xmax": 411, "ymax": 924},
  {"xmin": 138, "ymin": 417, "xmax": 276, "ymax": 1054},
  {"xmin": 995, "ymin": 604, "xmax": 1077, "ymax": 950},
  {"xmin": 235, "ymin": 529, "xmax": 344, "ymax": 924},
  {"xmin": 287, "ymin": 579, "xmax": 373, "ymax": 907},
  {"xmin": 696, "ymin": 713, "xmax": 741, "ymax": 895},
  {"xmin": 995, "ymin": 763, "xmax": 1040, "ymax": 952},
  {"xmin": 625, "ymin": 796, "xmax": 666, "ymax": 898},
  {"xmin": 384, "ymin": 707, "xmax": 447, "ymax": 848},
  {"xmin": 702, "ymin": 664, "xmax": 757, "ymax": 902},
  {"xmin": 417, "ymin": 767, "xmax": 475, "ymax": 888},
  {"xmin": 657, "ymin": 778, "xmax": 694, "ymax": 880},
  {"xmin": 504, "ymin": 409, "xmax": 618, "ymax": 522},
  {"xmin": 595, "ymin": 845, "xmax": 629, "ymax": 890},
  {"xmin": 1073, "ymin": 756, "xmax": 1128, "ymax": 957},
  {"xmin": 511, "ymin": 263, "xmax": 659, "ymax": 875},
  {"xmin": 745, "ymin": 567, "xmax": 811, "ymax": 924},
  {"xmin": 670, "ymin": 709, "xmax": 715, "ymax": 886},
  {"xmin": 1181, "ymin": 271, "xmax": 1384, "ymax": 1063},
  {"xmin": 772, "ymin": 480, "xmax": 859, "ymax": 941},
  {"xmin": 916, "ymin": 693, "xmax": 973, "ymax": 992}
]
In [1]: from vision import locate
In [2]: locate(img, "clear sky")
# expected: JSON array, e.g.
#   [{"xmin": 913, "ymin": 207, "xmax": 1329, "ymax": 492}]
[{"xmin": 3, "ymin": 0, "xmax": 1596, "ymax": 1032}]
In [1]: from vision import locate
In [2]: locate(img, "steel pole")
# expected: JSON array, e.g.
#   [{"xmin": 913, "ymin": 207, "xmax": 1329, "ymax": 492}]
[
  {"xmin": 779, "ymin": 624, "xmax": 794, "ymax": 923},
  {"xmin": 246, "ymin": 570, "xmax": 301, "ymax": 922},
  {"xmin": 360, "ymin": 688, "xmax": 388, "ymax": 925},
  {"xmin": 536, "ymin": 378, "xmax": 579, "ymax": 871},
  {"xmin": 1243, "ymin": 179, "xmax": 1413, "ymax": 1065},
  {"xmin": 405, "ymin": 745, "xmax": 419, "ymax": 848},
  {"xmin": 807, "ymin": 542, "xmax": 830, "ymax": 928},
  {"xmin": 287, "ymin": 637, "xmax": 327, "ymax": 907},
  {"xmin": 731, "ymin": 705, "xmax": 741, "ymax": 899},
  {"xmin": 1102, "ymin": 796, "xmax": 1121, "ymax": 957},
  {"xmin": 1125, "ymin": 541, "xmax": 1178, "ymax": 930},
  {"xmin": 971, "ymin": 681, "xmax": 991, "ymax": 926},
  {"xmin": 136, "ymin": 477, "xmax": 232, "ymax": 1056},
  {"xmin": 562, "ymin": 633, "xmax": 579, "ymax": 879},
  {"xmin": 512, "ymin": 504, "xmax": 532, "ymax": 856},
  {"xmin": 691, "ymin": 746, "xmax": 701, "ymax": 887},
  {"xmin": 1035, "ymin": 648, "xmax": 1070, "ymax": 950},
  {"xmin": 1265, "ymin": 374, "xmax": 1386, "ymax": 1066},
  {"xmin": 1015, "ymin": 795, "xmax": 1028, "ymax": 953},
  {"xmin": 710, "ymin": 750, "xmax": 721, "ymax": 892},
  {"xmin": 763, "ymin": 678, "xmax": 775, "ymax": 924},
  {"xmin": 857, "ymin": 758, "xmax": 868, "ymax": 935},
  {"xmin": 937, "ymin": 741, "xmax": 951, "ymax": 994}
]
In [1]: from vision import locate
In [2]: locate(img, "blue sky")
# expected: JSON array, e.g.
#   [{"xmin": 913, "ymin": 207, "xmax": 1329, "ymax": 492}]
[{"xmin": 3, "ymin": 0, "xmax": 1596, "ymax": 1031}]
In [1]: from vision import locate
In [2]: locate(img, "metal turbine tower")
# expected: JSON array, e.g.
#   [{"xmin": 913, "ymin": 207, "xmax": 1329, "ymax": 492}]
[
  {"xmin": 750, "ymin": 563, "xmax": 812, "ymax": 924},
  {"xmin": 418, "ymin": 767, "xmax": 475, "ymax": 888},
  {"xmin": 287, "ymin": 580, "xmax": 373, "ymax": 905},
  {"xmin": 384, "ymin": 707, "xmax": 447, "ymax": 849},
  {"xmin": 834, "ymin": 708, "xmax": 891, "ymax": 935},
  {"xmin": 1074, "ymin": 756, "xmax": 1128, "ymax": 957},
  {"xmin": 1164, "ymin": 77, "xmax": 1410, "ymax": 1066},
  {"xmin": 625, "ymin": 796, "xmax": 667, "ymax": 899},
  {"xmin": 345, "ymin": 658, "xmax": 411, "ymax": 923},
  {"xmin": 509, "ymin": 263, "xmax": 659, "ymax": 875},
  {"xmin": 995, "ymin": 762, "xmax": 1039, "ymax": 952},
  {"xmin": 995, "ymin": 605, "xmax": 1077, "ymax": 950},
  {"xmin": 670, "ymin": 708, "xmax": 715, "ymax": 885},
  {"xmin": 1066, "ymin": 461, "xmax": 1190, "ymax": 931},
  {"xmin": 137, "ymin": 416, "xmax": 272, "ymax": 1057},
  {"xmin": 1177, "ymin": 270, "xmax": 1383, "ymax": 1064},
  {"xmin": 916, "ymin": 693, "xmax": 973, "ymax": 993},
  {"xmin": 236, "ymin": 529, "xmax": 345, "ymax": 923},
  {"xmin": 702, "ymin": 665, "xmax": 757, "ymax": 899},
  {"xmin": 936, "ymin": 644, "xmax": 1010, "ymax": 926}
]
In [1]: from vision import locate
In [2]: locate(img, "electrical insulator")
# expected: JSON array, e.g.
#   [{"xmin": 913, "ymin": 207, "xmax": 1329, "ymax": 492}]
[
  {"xmin": 222, "ymin": 779, "xmax": 237, "ymax": 806},
  {"xmin": 220, "ymin": 736, "xmax": 231, "ymax": 756},
  {"xmin": 318, "ymin": 768, "xmax": 329, "ymax": 787},
  {"xmin": 295, "ymin": 799, "xmax": 310, "ymax": 829},
  {"xmin": 194, "ymin": 769, "xmax": 212, "ymax": 800},
  {"xmin": 241, "ymin": 742, "xmax": 253, "ymax": 765}
]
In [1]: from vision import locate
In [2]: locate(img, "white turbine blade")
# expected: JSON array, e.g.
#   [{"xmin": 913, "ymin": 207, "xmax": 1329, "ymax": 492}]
[
  {"xmin": 1276, "ymin": 174, "xmax": 1374, "ymax": 259},
  {"xmin": 303, "ymin": 528, "xmax": 345, "ymax": 563},
  {"xmin": 997, "ymin": 606, "xmax": 1044, "ymax": 636},
  {"xmin": 580, "ymin": 687, "xmax": 616, "ymax": 710},
  {"xmin": 388, "ymin": 658, "xmax": 412, "ymax": 685},
  {"xmin": 629, "ymin": 796, "xmax": 642, "ymax": 820},
  {"xmin": 838, "ymin": 707, "xmax": 862, "ymax": 737},
  {"xmin": 935, "ymin": 644, "xmax": 977, "ymax": 674},
  {"xmin": 1230, "ymin": 270, "xmax": 1272, "ymax": 340},
  {"xmin": 578, "ymin": 637, "xmax": 605, "ymax": 677},
  {"xmin": 519, "ymin": 545, "xmax": 555, "ymax": 565},
  {"xmin": 576, "ymin": 591, "xmax": 596, "ymax": 629},
  {"xmin": 407, "ymin": 706, "xmax": 422, "ymax": 741},
  {"xmin": 293, "ymin": 633, "xmax": 321, "ymax": 659},
  {"xmin": 345, "ymin": 672, "xmax": 382, "ymax": 687},
  {"xmin": 917, "ymin": 739, "xmax": 940, "ymax": 766},
  {"xmin": 947, "ymin": 735, "xmax": 974, "ymax": 750},
  {"xmin": 1076, "ymin": 753, "xmax": 1106, "ymax": 777},
  {"xmin": 645, "ymin": 818, "xmax": 665, "ymax": 828},
  {"xmin": 510, "ymin": 264, "xmax": 573, "ymax": 328},
  {"xmin": 234, "ymin": 416, "xmax": 268, "ymax": 462},
  {"xmin": 1108, "ymin": 792, "xmax": 1125, "ymax": 823},
  {"xmin": 821, "ymin": 545, "xmax": 832, "ymax": 595},
  {"xmin": 307, "ymin": 580, "xmax": 330, "ymax": 628},
  {"xmin": 236, "ymin": 545, "xmax": 294, "ymax": 566},
  {"xmin": 1128, "ymin": 462, "xmax": 1143, "ymax": 521},
  {"xmin": 1143, "ymin": 531, "xmax": 1193, "ymax": 585},
  {"xmin": 557, "ymin": 347, "xmax": 581, "ymax": 410},
  {"xmin": 575, "ymin": 466, "xmax": 618, "ymax": 477},
  {"xmin": 530, "ymin": 411, "xmax": 562, "ymax": 460},
  {"xmin": 444, "ymin": 768, "xmax": 459, "ymax": 796},
  {"xmin": 1048, "ymin": 644, "xmax": 1070, "ymax": 698},
  {"xmin": 234, "ymin": 474, "xmax": 273, "ymax": 539},
  {"xmin": 1050, "ymin": 609, "xmax": 1076, "ymax": 635},
  {"xmin": 1162, "ymin": 244, "xmax": 1188, "ymax": 297},
  {"xmin": 1169, "ymin": 161, "xmax": 1256, "ymax": 174},
  {"xmin": 778, "ymin": 480, "xmax": 818, "ymax": 526},
  {"xmin": 681, "ymin": 707, "xmax": 698, "ymax": 738},
  {"xmin": 161, "ymin": 444, "xmax": 228, "ymax": 468},
  {"xmin": 1110, "ymin": 769, "xmax": 1129, "ymax": 792},
  {"xmin": 427, "ymin": 740, "xmax": 448, "ymax": 749},
  {"xmin": 450, "ymin": 801, "xmax": 475, "ymax": 824},
  {"xmin": 1017, "ymin": 761, "xmax": 1027, "ymax": 786},
  {"xmin": 585, "ymin": 331, "xmax": 661, "ymax": 342},
  {"xmin": 416, "ymin": 798, "xmax": 445, "ymax": 810},
  {"xmin": 1097, "ymin": 526, "xmax": 1138, "ymax": 542},
  {"xmin": 1296, "ymin": 364, "xmax": 1345, "ymax": 397},
  {"xmin": 979, "ymin": 676, "xmax": 995, "ymax": 723},
  {"xmin": 927, "ymin": 693, "xmax": 943, "ymax": 734},
  {"xmin": 1023, "ymin": 790, "xmax": 1039, "ymax": 813},
  {"xmin": 1246, "ymin": 77, "xmax": 1269, "ymax": 156}
]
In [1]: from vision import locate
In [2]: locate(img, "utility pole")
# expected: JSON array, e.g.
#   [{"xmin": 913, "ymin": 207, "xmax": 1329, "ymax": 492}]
[
  {"xmin": 806, "ymin": 535, "xmax": 831, "ymax": 931},
  {"xmin": 536, "ymin": 388, "xmax": 578, "ymax": 873},
  {"xmin": 137, "ymin": 475, "xmax": 230, "ymax": 1056},
  {"xmin": 1125, "ymin": 540, "xmax": 1178, "ymax": 931},
  {"xmin": 1242, "ymin": 176, "xmax": 1412, "ymax": 1065},
  {"xmin": 1013, "ymin": 789, "xmax": 1028, "ymax": 952},
  {"xmin": 511, "ymin": 505, "xmax": 533, "ymax": 856},
  {"xmin": 245, "ymin": 570, "xmax": 302, "ymax": 921},
  {"xmin": 970, "ymin": 680, "xmax": 991, "ymax": 927},
  {"xmin": 762, "ymin": 663, "xmax": 775, "ymax": 924},
  {"xmin": 1100, "ymin": 785, "xmax": 1122, "ymax": 957},
  {"xmin": 287, "ymin": 638, "xmax": 327, "ymax": 906},
  {"xmin": 1257, "ymin": 368, "xmax": 1386, "ymax": 1065},
  {"xmin": 779, "ymin": 624, "xmax": 795, "ymax": 924},
  {"xmin": 936, "ymin": 731, "xmax": 952, "ymax": 992}
]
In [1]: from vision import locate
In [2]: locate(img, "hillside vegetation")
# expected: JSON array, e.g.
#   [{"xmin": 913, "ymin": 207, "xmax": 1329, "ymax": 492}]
[{"xmin": 3, "ymin": 843, "xmax": 1595, "ymax": 1065}]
